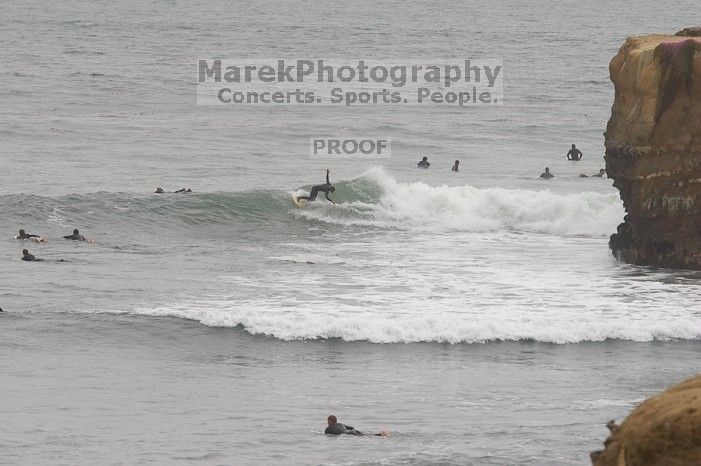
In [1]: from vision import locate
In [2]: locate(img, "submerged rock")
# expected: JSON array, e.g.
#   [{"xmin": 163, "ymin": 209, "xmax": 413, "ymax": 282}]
[
  {"xmin": 590, "ymin": 374, "xmax": 701, "ymax": 466},
  {"xmin": 605, "ymin": 28, "xmax": 701, "ymax": 269}
]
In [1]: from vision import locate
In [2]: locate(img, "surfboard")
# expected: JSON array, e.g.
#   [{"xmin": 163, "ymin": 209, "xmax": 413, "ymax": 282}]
[
  {"xmin": 292, "ymin": 194, "xmax": 305, "ymax": 208},
  {"xmin": 15, "ymin": 236, "xmax": 47, "ymax": 243}
]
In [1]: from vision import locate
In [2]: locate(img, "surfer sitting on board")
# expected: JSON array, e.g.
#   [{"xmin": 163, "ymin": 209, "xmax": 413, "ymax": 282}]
[
  {"xmin": 566, "ymin": 144, "xmax": 583, "ymax": 161},
  {"xmin": 296, "ymin": 169, "xmax": 336, "ymax": 204},
  {"xmin": 540, "ymin": 167, "xmax": 554, "ymax": 179}
]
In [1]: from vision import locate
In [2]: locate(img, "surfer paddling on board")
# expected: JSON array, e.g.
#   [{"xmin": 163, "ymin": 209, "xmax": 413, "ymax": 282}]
[
  {"xmin": 63, "ymin": 228, "xmax": 95, "ymax": 243},
  {"xmin": 16, "ymin": 229, "xmax": 45, "ymax": 242},
  {"xmin": 21, "ymin": 249, "xmax": 44, "ymax": 262},
  {"xmin": 296, "ymin": 169, "xmax": 336, "ymax": 205},
  {"xmin": 63, "ymin": 229, "xmax": 86, "ymax": 241},
  {"xmin": 324, "ymin": 415, "xmax": 389, "ymax": 437}
]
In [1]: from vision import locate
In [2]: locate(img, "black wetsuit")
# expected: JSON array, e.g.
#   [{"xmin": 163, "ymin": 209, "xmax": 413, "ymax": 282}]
[
  {"xmin": 540, "ymin": 172, "xmax": 553, "ymax": 179},
  {"xmin": 63, "ymin": 234, "xmax": 86, "ymax": 241},
  {"xmin": 567, "ymin": 148, "xmax": 582, "ymax": 161},
  {"xmin": 299, "ymin": 172, "xmax": 333, "ymax": 202},
  {"xmin": 418, "ymin": 160, "xmax": 430, "ymax": 168},
  {"xmin": 22, "ymin": 253, "xmax": 42, "ymax": 262},
  {"xmin": 325, "ymin": 423, "xmax": 364, "ymax": 436}
]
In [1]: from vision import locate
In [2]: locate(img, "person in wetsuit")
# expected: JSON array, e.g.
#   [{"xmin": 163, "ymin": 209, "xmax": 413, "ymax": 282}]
[
  {"xmin": 325, "ymin": 416, "xmax": 363, "ymax": 436},
  {"xmin": 21, "ymin": 249, "xmax": 43, "ymax": 262},
  {"xmin": 324, "ymin": 415, "xmax": 389, "ymax": 437},
  {"xmin": 451, "ymin": 160, "xmax": 460, "ymax": 172},
  {"xmin": 16, "ymin": 229, "xmax": 41, "ymax": 240},
  {"xmin": 63, "ymin": 229, "xmax": 86, "ymax": 241},
  {"xmin": 540, "ymin": 167, "xmax": 554, "ymax": 179},
  {"xmin": 298, "ymin": 169, "xmax": 335, "ymax": 204},
  {"xmin": 417, "ymin": 156, "xmax": 430, "ymax": 168},
  {"xmin": 155, "ymin": 187, "xmax": 192, "ymax": 193},
  {"xmin": 566, "ymin": 144, "xmax": 583, "ymax": 161}
]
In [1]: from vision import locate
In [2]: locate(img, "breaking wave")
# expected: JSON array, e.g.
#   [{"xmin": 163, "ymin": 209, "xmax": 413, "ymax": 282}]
[{"xmin": 1, "ymin": 167, "xmax": 624, "ymax": 237}]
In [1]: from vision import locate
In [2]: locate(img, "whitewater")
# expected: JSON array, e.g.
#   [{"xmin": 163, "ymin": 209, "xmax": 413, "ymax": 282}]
[
  {"xmin": 5, "ymin": 168, "xmax": 696, "ymax": 345},
  {"xmin": 295, "ymin": 167, "xmax": 624, "ymax": 235}
]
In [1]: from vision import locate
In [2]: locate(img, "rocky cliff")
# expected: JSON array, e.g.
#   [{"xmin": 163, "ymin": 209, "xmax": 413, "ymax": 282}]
[
  {"xmin": 590, "ymin": 374, "xmax": 701, "ymax": 466},
  {"xmin": 606, "ymin": 28, "xmax": 701, "ymax": 269}
]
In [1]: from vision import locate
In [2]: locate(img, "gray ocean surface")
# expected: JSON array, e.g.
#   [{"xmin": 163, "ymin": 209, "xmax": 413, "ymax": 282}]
[{"xmin": 1, "ymin": 0, "xmax": 700, "ymax": 464}]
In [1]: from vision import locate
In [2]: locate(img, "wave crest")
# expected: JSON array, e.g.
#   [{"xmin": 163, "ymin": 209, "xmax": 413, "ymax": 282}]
[
  {"xmin": 112, "ymin": 302, "xmax": 701, "ymax": 344},
  {"xmin": 298, "ymin": 167, "xmax": 624, "ymax": 236},
  {"xmin": 1, "ymin": 167, "xmax": 623, "ymax": 237}
]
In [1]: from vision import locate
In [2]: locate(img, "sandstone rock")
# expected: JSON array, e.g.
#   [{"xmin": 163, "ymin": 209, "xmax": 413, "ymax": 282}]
[
  {"xmin": 590, "ymin": 374, "xmax": 701, "ymax": 466},
  {"xmin": 675, "ymin": 27, "xmax": 701, "ymax": 37},
  {"xmin": 605, "ymin": 29, "xmax": 701, "ymax": 269}
]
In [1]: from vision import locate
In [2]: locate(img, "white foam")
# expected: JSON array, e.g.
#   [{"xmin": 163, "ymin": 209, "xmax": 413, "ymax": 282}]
[
  {"xmin": 118, "ymin": 300, "xmax": 701, "ymax": 344},
  {"xmin": 296, "ymin": 167, "xmax": 624, "ymax": 237},
  {"xmin": 86, "ymin": 169, "xmax": 700, "ymax": 345}
]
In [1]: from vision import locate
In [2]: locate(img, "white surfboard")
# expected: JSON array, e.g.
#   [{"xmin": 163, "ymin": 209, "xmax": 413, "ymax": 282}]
[
  {"xmin": 292, "ymin": 194, "xmax": 305, "ymax": 208},
  {"xmin": 15, "ymin": 236, "xmax": 47, "ymax": 243}
]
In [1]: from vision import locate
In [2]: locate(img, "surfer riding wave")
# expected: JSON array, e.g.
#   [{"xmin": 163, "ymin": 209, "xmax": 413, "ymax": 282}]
[{"xmin": 296, "ymin": 169, "xmax": 336, "ymax": 205}]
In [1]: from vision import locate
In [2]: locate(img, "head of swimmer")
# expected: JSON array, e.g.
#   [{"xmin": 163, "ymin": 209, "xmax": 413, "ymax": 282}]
[
  {"xmin": 327, "ymin": 415, "xmax": 337, "ymax": 426},
  {"xmin": 19, "ymin": 229, "xmax": 25, "ymax": 236},
  {"xmin": 73, "ymin": 229, "xmax": 80, "ymax": 235},
  {"xmin": 329, "ymin": 186, "xmax": 336, "ymax": 192},
  {"xmin": 22, "ymin": 249, "xmax": 29, "ymax": 256}
]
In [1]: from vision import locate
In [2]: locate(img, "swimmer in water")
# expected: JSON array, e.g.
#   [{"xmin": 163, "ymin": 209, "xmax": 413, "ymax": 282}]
[
  {"xmin": 417, "ymin": 156, "xmax": 430, "ymax": 168},
  {"xmin": 324, "ymin": 415, "xmax": 389, "ymax": 437},
  {"xmin": 566, "ymin": 144, "xmax": 583, "ymax": 161},
  {"xmin": 63, "ymin": 229, "xmax": 86, "ymax": 241},
  {"xmin": 155, "ymin": 187, "xmax": 165, "ymax": 193},
  {"xmin": 451, "ymin": 160, "xmax": 459, "ymax": 172},
  {"xmin": 297, "ymin": 169, "xmax": 335, "ymax": 204},
  {"xmin": 21, "ymin": 249, "xmax": 43, "ymax": 262},
  {"xmin": 16, "ymin": 229, "xmax": 41, "ymax": 240},
  {"xmin": 540, "ymin": 167, "xmax": 554, "ymax": 179}
]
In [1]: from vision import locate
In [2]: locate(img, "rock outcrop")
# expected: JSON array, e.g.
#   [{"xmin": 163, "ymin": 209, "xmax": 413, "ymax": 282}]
[
  {"xmin": 590, "ymin": 374, "xmax": 701, "ymax": 466},
  {"xmin": 605, "ymin": 29, "xmax": 701, "ymax": 269}
]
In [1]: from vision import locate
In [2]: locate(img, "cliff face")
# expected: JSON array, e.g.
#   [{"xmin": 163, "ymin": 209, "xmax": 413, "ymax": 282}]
[
  {"xmin": 590, "ymin": 374, "xmax": 701, "ymax": 466},
  {"xmin": 606, "ymin": 28, "xmax": 701, "ymax": 269}
]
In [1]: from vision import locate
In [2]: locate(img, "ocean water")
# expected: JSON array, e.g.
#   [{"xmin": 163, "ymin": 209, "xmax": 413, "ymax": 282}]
[{"xmin": 1, "ymin": 0, "xmax": 700, "ymax": 464}]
